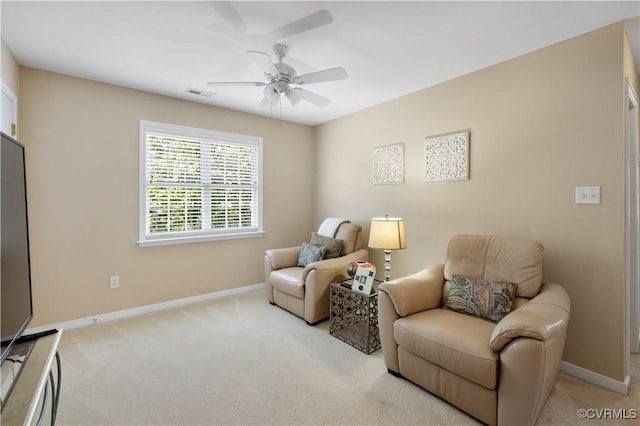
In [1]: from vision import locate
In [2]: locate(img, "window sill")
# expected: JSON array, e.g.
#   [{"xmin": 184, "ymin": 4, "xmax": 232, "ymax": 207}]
[{"xmin": 138, "ymin": 230, "xmax": 265, "ymax": 247}]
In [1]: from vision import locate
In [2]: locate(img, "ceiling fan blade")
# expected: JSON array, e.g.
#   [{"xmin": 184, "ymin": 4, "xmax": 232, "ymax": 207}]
[
  {"xmin": 207, "ymin": 81, "xmax": 267, "ymax": 87},
  {"xmin": 285, "ymin": 88, "xmax": 303, "ymax": 106},
  {"xmin": 292, "ymin": 88, "xmax": 332, "ymax": 107},
  {"xmin": 267, "ymin": 10, "xmax": 333, "ymax": 39},
  {"xmin": 209, "ymin": 1, "xmax": 247, "ymax": 33},
  {"xmin": 246, "ymin": 50, "xmax": 279, "ymax": 78},
  {"xmin": 292, "ymin": 67, "xmax": 348, "ymax": 85}
]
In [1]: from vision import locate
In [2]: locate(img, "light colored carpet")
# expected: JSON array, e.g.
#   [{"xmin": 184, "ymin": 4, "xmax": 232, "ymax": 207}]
[{"xmin": 54, "ymin": 290, "xmax": 638, "ymax": 425}]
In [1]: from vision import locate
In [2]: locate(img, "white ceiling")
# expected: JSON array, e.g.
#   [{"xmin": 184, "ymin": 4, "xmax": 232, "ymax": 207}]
[{"xmin": 2, "ymin": 1, "xmax": 639, "ymax": 126}]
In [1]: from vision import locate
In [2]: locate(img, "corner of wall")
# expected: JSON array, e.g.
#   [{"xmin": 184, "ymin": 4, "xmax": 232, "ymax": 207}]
[
  {"xmin": 1, "ymin": 38, "xmax": 20, "ymax": 93},
  {"xmin": 624, "ymin": 17, "xmax": 640, "ymax": 75},
  {"xmin": 623, "ymin": 18, "xmax": 640, "ymax": 91}
]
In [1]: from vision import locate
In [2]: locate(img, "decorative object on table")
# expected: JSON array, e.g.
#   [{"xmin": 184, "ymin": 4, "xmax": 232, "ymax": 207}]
[
  {"xmin": 352, "ymin": 262, "xmax": 377, "ymax": 294},
  {"xmin": 347, "ymin": 260, "xmax": 366, "ymax": 278},
  {"xmin": 373, "ymin": 142, "xmax": 404, "ymax": 185},
  {"xmin": 368, "ymin": 215, "xmax": 406, "ymax": 281},
  {"xmin": 424, "ymin": 130, "xmax": 469, "ymax": 182}
]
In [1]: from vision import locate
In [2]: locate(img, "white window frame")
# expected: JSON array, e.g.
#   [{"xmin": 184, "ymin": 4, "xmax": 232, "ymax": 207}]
[{"xmin": 138, "ymin": 120, "xmax": 264, "ymax": 247}]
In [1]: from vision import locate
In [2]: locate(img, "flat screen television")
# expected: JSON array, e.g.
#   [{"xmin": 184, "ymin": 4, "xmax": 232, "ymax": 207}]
[{"xmin": 0, "ymin": 132, "xmax": 33, "ymax": 363}]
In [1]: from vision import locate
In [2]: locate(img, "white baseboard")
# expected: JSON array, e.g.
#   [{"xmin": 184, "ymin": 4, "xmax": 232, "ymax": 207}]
[
  {"xmin": 560, "ymin": 360, "xmax": 630, "ymax": 395},
  {"xmin": 26, "ymin": 283, "xmax": 266, "ymax": 335}
]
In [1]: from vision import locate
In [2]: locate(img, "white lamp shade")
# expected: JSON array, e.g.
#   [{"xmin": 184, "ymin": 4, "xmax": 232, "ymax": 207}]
[{"xmin": 368, "ymin": 217, "xmax": 406, "ymax": 250}]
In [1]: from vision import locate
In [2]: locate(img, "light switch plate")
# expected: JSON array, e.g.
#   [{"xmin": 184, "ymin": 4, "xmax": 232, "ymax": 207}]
[{"xmin": 576, "ymin": 186, "xmax": 601, "ymax": 204}]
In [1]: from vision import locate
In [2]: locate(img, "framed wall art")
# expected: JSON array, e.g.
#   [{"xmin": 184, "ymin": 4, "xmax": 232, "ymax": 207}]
[
  {"xmin": 424, "ymin": 131, "xmax": 469, "ymax": 182},
  {"xmin": 373, "ymin": 142, "xmax": 404, "ymax": 185}
]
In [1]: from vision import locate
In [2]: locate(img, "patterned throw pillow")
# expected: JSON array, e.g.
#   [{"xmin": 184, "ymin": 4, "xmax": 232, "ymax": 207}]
[
  {"xmin": 297, "ymin": 243, "xmax": 326, "ymax": 267},
  {"xmin": 310, "ymin": 232, "xmax": 343, "ymax": 258},
  {"xmin": 444, "ymin": 275, "xmax": 518, "ymax": 322}
]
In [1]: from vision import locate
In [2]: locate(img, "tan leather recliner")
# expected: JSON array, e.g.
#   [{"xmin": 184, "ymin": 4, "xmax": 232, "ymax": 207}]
[
  {"xmin": 379, "ymin": 234, "xmax": 570, "ymax": 426},
  {"xmin": 265, "ymin": 218, "xmax": 368, "ymax": 325}
]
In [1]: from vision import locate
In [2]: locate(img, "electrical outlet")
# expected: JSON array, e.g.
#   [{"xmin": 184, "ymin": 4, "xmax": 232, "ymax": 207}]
[{"xmin": 109, "ymin": 275, "xmax": 120, "ymax": 289}]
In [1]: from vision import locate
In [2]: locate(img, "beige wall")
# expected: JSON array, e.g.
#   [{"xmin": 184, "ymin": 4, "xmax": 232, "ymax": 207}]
[
  {"xmin": 315, "ymin": 22, "xmax": 631, "ymax": 381},
  {"xmin": 1, "ymin": 38, "xmax": 20, "ymax": 96},
  {"xmin": 19, "ymin": 68, "xmax": 315, "ymax": 327}
]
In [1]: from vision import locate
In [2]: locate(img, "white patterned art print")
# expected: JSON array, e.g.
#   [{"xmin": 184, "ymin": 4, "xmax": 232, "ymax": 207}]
[
  {"xmin": 373, "ymin": 143, "xmax": 404, "ymax": 185},
  {"xmin": 424, "ymin": 131, "xmax": 469, "ymax": 182}
]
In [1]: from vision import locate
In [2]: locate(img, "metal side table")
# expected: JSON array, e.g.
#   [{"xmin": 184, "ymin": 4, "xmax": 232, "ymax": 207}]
[{"xmin": 329, "ymin": 279, "xmax": 382, "ymax": 354}]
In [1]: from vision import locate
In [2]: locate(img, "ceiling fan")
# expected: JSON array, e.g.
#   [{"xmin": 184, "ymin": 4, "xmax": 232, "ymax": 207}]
[{"xmin": 207, "ymin": 43, "xmax": 348, "ymax": 108}]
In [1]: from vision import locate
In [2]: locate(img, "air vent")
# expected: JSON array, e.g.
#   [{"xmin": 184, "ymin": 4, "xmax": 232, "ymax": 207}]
[{"xmin": 186, "ymin": 88, "xmax": 215, "ymax": 98}]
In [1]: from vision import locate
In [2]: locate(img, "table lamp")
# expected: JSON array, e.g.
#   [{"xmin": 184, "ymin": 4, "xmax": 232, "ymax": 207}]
[{"xmin": 368, "ymin": 215, "xmax": 406, "ymax": 281}]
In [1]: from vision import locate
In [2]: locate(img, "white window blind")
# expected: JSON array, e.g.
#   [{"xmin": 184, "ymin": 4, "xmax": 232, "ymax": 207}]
[{"xmin": 139, "ymin": 121, "xmax": 263, "ymax": 247}]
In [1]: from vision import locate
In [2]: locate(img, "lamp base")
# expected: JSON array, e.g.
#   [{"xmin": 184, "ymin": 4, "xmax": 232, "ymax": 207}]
[{"xmin": 384, "ymin": 249, "xmax": 392, "ymax": 281}]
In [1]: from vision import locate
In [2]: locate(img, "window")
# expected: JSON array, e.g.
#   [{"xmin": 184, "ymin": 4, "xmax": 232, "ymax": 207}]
[{"xmin": 139, "ymin": 121, "xmax": 263, "ymax": 247}]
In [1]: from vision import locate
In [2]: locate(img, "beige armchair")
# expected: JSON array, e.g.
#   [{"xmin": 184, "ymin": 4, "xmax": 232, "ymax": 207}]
[
  {"xmin": 379, "ymin": 234, "xmax": 570, "ymax": 426},
  {"xmin": 265, "ymin": 218, "xmax": 368, "ymax": 325}
]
